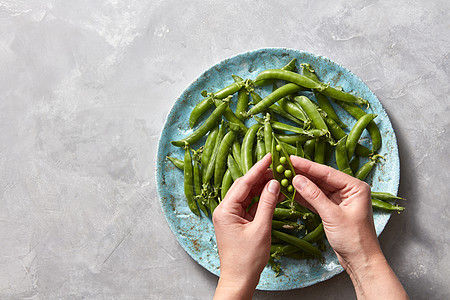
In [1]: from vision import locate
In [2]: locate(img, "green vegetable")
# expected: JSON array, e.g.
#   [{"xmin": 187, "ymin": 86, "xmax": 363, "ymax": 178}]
[
  {"xmin": 183, "ymin": 147, "xmax": 200, "ymax": 216},
  {"xmin": 189, "ymin": 81, "xmax": 245, "ymax": 128},
  {"xmin": 172, "ymin": 102, "xmax": 227, "ymax": 147}
]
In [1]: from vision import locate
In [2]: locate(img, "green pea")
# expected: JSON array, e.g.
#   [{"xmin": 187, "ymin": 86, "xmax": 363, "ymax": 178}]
[
  {"xmin": 276, "ymin": 144, "xmax": 282, "ymax": 151},
  {"xmin": 276, "ymin": 165, "xmax": 285, "ymax": 173},
  {"xmin": 284, "ymin": 170, "xmax": 292, "ymax": 178},
  {"xmin": 287, "ymin": 185, "xmax": 294, "ymax": 192},
  {"xmin": 281, "ymin": 179, "xmax": 289, "ymax": 187},
  {"xmin": 280, "ymin": 156, "xmax": 287, "ymax": 164}
]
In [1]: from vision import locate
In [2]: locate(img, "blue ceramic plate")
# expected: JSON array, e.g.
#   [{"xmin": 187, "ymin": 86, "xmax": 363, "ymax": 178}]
[{"xmin": 156, "ymin": 48, "xmax": 399, "ymax": 290}]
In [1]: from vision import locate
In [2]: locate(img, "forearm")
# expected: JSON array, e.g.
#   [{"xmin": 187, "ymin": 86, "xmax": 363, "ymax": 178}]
[{"xmin": 345, "ymin": 254, "xmax": 408, "ymax": 300}]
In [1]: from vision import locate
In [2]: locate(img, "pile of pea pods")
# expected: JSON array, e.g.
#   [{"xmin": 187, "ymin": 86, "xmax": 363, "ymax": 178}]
[{"xmin": 167, "ymin": 58, "xmax": 405, "ymax": 274}]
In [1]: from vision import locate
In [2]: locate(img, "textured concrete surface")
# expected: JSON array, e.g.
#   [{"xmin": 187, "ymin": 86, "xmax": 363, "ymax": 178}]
[{"xmin": 0, "ymin": 0, "xmax": 449, "ymax": 299}]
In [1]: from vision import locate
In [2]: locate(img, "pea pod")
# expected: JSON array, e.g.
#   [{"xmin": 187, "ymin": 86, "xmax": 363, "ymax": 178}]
[
  {"xmin": 255, "ymin": 69, "xmax": 324, "ymax": 90},
  {"xmin": 282, "ymin": 58, "xmax": 297, "ymax": 72},
  {"xmin": 355, "ymin": 154, "xmax": 384, "ymax": 181},
  {"xmin": 201, "ymin": 125, "xmax": 219, "ymax": 168},
  {"xmin": 296, "ymin": 142, "xmax": 305, "ymax": 158},
  {"xmin": 189, "ymin": 81, "xmax": 245, "ymax": 128},
  {"xmin": 324, "ymin": 142, "xmax": 333, "ymax": 165},
  {"xmin": 279, "ymin": 141, "xmax": 297, "ymax": 156},
  {"xmin": 254, "ymin": 58, "xmax": 297, "ymax": 86},
  {"xmin": 166, "ymin": 156, "xmax": 184, "ymax": 170},
  {"xmin": 221, "ymin": 169, "xmax": 233, "ymax": 200},
  {"xmin": 273, "ymin": 208, "xmax": 304, "ymax": 220},
  {"xmin": 264, "ymin": 114, "xmax": 273, "ymax": 156},
  {"xmin": 372, "ymin": 198, "xmax": 405, "ymax": 211},
  {"xmin": 255, "ymin": 69, "xmax": 368, "ymax": 106},
  {"xmin": 301, "ymin": 63, "xmax": 347, "ymax": 128},
  {"xmin": 317, "ymin": 93, "xmax": 347, "ymax": 127},
  {"xmin": 303, "ymin": 139, "xmax": 315, "ymax": 160},
  {"xmin": 172, "ymin": 102, "xmax": 227, "ymax": 147},
  {"xmin": 272, "ymin": 229, "xmax": 322, "ymax": 257},
  {"xmin": 202, "ymin": 122, "xmax": 226, "ymax": 185},
  {"xmin": 347, "ymin": 114, "xmax": 377, "ymax": 159},
  {"xmin": 241, "ymin": 123, "xmax": 260, "ymax": 173},
  {"xmin": 227, "ymin": 154, "xmax": 243, "ymax": 181},
  {"xmin": 214, "ymin": 130, "xmax": 237, "ymax": 191},
  {"xmin": 271, "ymin": 244, "xmax": 301, "ymax": 258},
  {"xmin": 183, "ymin": 147, "xmax": 200, "ymax": 216},
  {"xmin": 303, "ymin": 222, "xmax": 325, "ymax": 243},
  {"xmin": 272, "ymin": 136, "xmax": 296, "ymax": 202},
  {"xmin": 335, "ymin": 136, "xmax": 353, "ymax": 175},
  {"xmin": 251, "ymin": 92, "xmax": 304, "ymax": 126},
  {"xmin": 349, "ymin": 155, "xmax": 360, "ymax": 175},
  {"xmin": 269, "ymin": 104, "xmax": 305, "ymax": 126},
  {"xmin": 314, "ymin": 139, "xmax": 326, "ymax": 164},
  {"xmin": 256, "ymin": 131, "xmax": 266, "ymax": 161},
  {"xmin": 335, "ymin": 100, "xmax": 382, "ymax": 152},
  {"xmin": 295, "ymin": 96, "xmax": 333, "ymax": 158},
  {"xmin": 231, "ymin": 141, "xmax": 243, "ymax": 172},
  {"xmin": 371, "ymin": 192, "xmax": 405, "ymax": 201},
  {"xmin": 271, "ymin": 223, "xmax": 324, "ymax": 259},
  {"xmin": 275, "ymin": 133, "xmax": 310, "ymax": 145},
  {"xmin": 295, "ymin": 96, "xmax": 328, "ymax": 164},
  {"xmin": 247, "ymin": 83, "xmax": 304, "ymax": 116},
  {"xmin": 278, "ymin": 97, "xmax": 308, "ymax": 122},
  {"xmin": 232, "ymin": 75, "xmax": 248, "ymax": 121},
  {"xmin": 322, "ymin": 113, "xmax": 372, "ymax": 157},
  {"xmin": 272, "ymin": 220, "xmax": 304, "ymax": 230},
  {"xmin": 212, "ymin": 98, "xmax": 247, "ymax": 134},
  {"xmin": 249, "ymin": 90, "xmax": 263, "ymax": 105},
  {"xmin": 207, "ymin": 197, "xmax": 219, "ymax": 213},
  {"xmin": 254, "ymin": 116, "xmax": 326, "ymax": 138},
  {"xmin": 295, "ymin": 96, "xmax": 328, "ymax": 131},
  {"xmin": 271, "ymin": 237, "xmax": 283, "ymax": 244},
  {"xmin": 192, "ymin": 150, "xmax": 208, "ymax": 216}
]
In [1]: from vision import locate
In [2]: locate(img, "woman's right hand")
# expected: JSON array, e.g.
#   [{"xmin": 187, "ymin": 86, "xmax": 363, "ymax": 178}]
[
  {"xmin": 290, "ymin": 155, "xmax": 381, "ymax": 269},
  {"xmin": 290, "ymin": 156, "xmax": 408, "ymax": 299}
]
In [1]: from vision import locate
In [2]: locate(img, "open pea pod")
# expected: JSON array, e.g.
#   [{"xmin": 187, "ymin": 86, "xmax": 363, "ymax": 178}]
[{"xmin": 271, "ymin": 135, "xmax": 296, "ymax": 202}]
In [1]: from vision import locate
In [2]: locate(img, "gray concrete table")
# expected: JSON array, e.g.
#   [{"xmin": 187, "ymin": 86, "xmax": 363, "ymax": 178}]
[{"xmin": 1, "ymin": 0, "xmax": 449, "ymax": 299}]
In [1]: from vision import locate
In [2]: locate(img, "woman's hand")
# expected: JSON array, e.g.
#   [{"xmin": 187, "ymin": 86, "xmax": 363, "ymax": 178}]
[
  {"xmin": 290, "ymin": 156, "xmax": 408, "ymax": 299},
  {"xmin": 213, "ymin": 153, "xmax": 280, "ymax": 300},
  {"xmin": 290, "ymin": 155, "xmax": 380, "ymax": 269}
]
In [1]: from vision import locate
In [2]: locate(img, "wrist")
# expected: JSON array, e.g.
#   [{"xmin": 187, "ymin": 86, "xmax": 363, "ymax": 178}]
[
  {"xmin": 345, "ymin": 251, "xmax": 387, "ymax": 281},
  {"xmin": 214, "ymin": 271, "xmax": 259, "ymax": 300},
  {"xmin": 345, "ymin": 252, "xmax": 408, "ymax": 299}
]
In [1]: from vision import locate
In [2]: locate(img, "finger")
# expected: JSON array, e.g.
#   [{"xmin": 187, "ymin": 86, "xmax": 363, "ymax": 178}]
[
  {"xmin": 294, "ymin": 193, "xmax": 318, "ymax": 214},
  {"xmin": 292, "ymin": 174, "xmax": 338, "ymax": 216},
  {"xmin": 247, "ymin": 187, "xmax": 285, "ymax": 218},
  {"xmin": 290, "ymin": 156, "xmax": 357, "ymax": 190},
  {"xmin": 242, "ymin": 153, "xmax": 272, "ymax": 186},
  {"xmin": 253, "ymin": 180, "xmax": 280, "ymax": 226},
  {"xmin": 223, "ymin": 153, "xmax": 272, "ymax": 205},
  {"xmin": 239, "ymin": 170, "xmax": 273, "ymax": 208},
  {"xmin": 248, "ymin": 170, "xmax": 273, "ymax": 197}
]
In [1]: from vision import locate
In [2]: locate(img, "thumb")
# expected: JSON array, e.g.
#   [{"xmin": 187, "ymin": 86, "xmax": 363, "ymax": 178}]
[
  {"xmin": 253, "ymin": 180, "xmax": 280, "ymax": 226},
  {"xmin": 293, "ymin": 175, "xmax": 336, "ymax": 216}
]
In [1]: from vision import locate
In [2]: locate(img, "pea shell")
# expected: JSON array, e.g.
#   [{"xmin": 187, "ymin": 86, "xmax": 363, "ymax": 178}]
[{"xmin": 271, "ymin": 135, "xmax": 297, "ymax": 202}]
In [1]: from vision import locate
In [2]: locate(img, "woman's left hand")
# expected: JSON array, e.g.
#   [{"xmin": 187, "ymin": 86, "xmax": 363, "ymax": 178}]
[{"xmin": 213, "ymin": 153, "xmax": 281, "ymax": 300}]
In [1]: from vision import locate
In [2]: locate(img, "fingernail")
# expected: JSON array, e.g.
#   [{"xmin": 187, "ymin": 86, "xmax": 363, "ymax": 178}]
[
  {"xmin": 293, "ymin": 175, "xmax": 307, "ymax": 190},
  {"xmin": 267, "ymin": 180, "xmax": 280, "ymax": 195}
]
